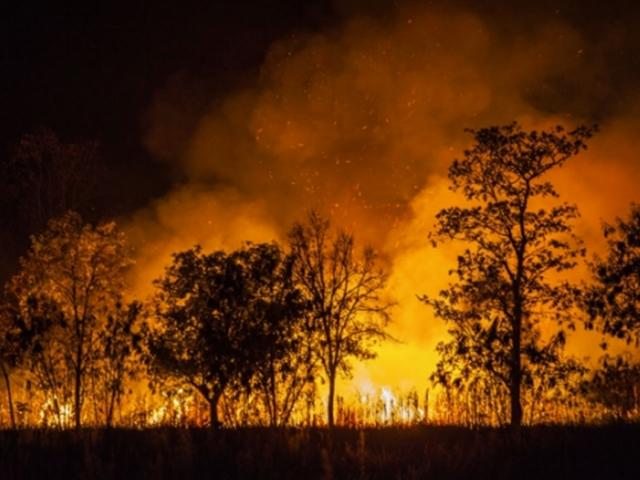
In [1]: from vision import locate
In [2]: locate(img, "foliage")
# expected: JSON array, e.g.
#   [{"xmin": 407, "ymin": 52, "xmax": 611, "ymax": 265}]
[
  {"xmin": 245, "ymin": 247, "xmax": 316, "ymax": 427},
  {"xmin": 585, "ymin": 354, "xmax": 640, "ymax": 420},
  {"xmin": 0, "ymin": 129, "xmax": 104, "ymax": 283},
  {"xmin": 430, "ymin": 331, "xmax": 587, "ymax": 426},
  {"xmin": 144, "ymin": 242, "xmax": 308, "ymax": 427},
  {"xmin": 0, "ymin": 297, "xmax": 25, "ymax": 428},
  {"xmin": 585, "ymin": 203, "xmax": 640, "ymax": 346},
  {"xmin": 422, "ymin": 122, "xmax": 595, "ymax": 427},
  {"xmin": 6, "ymin": 211, "xmax": 133, "ymax": 428},
  {"xmin": 89, "ymin": 302, "xmax": 142, "ymax": 427},
  {"xmin": 0, "ymin": 128, "xmax": 101, "ymax": 233}
]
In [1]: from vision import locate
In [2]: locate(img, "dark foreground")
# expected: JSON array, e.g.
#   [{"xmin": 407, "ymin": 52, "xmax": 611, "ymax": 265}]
[{"xmin": 0, "ymin": 425, "xmax": 638, "ymax": 479}]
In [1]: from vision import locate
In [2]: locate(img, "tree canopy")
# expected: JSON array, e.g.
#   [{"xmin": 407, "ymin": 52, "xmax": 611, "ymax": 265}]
[
  {"xmin": 144, "ymin": 242, "xmax": 307, "ymax": 427},
  {"xmin": 422, "ymin": 123, "xmax": 595, "ymax": 428},
  {"xmin": 7, "ymin": 211, "xmax": 132, "ymax": 428},
  {"xmin": 585, "ymin": 203, "xmax": 640, "ymax": 347}
]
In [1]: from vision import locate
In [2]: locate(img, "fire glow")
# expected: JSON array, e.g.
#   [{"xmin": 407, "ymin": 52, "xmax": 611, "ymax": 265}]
[
  {"xmin": 130, "ymin": 5, "xmax": 640, "ymax": 402},
  {"xmin": 2, "ymin": 3, "xmax": 640, "ymax": 429}
]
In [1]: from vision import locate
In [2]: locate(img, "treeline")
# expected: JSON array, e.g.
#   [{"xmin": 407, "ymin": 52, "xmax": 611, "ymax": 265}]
[
  {"xmin": 0, "ymin": 210, "xmax": 391, "ymax": 429},
  {"xmin": 1, "ymin": 123, "xmax": 640, "ymax": 430}
]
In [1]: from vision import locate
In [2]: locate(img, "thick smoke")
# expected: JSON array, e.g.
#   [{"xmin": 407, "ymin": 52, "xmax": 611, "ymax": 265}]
[{"xmin": 131, "ymin": 3, "xmax": 640, "ymax": 391}]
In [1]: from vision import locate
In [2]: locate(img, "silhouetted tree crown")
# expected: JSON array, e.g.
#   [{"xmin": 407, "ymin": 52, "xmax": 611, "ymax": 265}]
[
  {"xmin": 422, "ymin": 122, "xmax": 595, "ymax": 428},
  {"xmin": 585, "ymin": 203, "xmax": 640, "ymax": 347},
  {"xmin": 288, "ymin": 211, "xmax": 393, "ymax": 427},
  {"xmin": 0, "ymin": 129, "xmax": 104, "ymax": 282},
  {"xmin": 7, "ymin": 211, "xmax": 133, "ymax": 428},
  {"xmin": 144, "ymin": 242, "xmax": 307, "ymax": 428}
]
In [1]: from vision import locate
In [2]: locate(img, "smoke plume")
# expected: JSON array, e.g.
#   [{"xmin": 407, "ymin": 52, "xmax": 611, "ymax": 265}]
[{"xmin": 129, "ymin": 2, "xmax": 640, "ymax": 392}]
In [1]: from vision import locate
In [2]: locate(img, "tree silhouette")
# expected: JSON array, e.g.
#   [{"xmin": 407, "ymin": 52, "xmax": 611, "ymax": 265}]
[
  {"xmin": 422, "ymin": 123, "xmax": 594, "ymax": 429},
  {"xmin": 7, "ymin": 293, "xmax": 69, "ymax": 426},
  {"xmin": 585, "ymin": 354, "xmax": 640, "ymax": 420},
  {"xmin": 92, "ymin": 302, "xmax": 141, "ymax": 427},
  {"xmin": 8, "ymin": 212, "xmax": 132, "ymax": 428},
  {"xmin": 246, "ymin": 246, "xmax": 315, "ymax": 427},
  {"xmin": 429, "ymin": 325, "xmax": 586, "ymax": 425},
  {"xmin": 288, "ymin": 212, "xmax": 392, "ymax": 427},
  {"xmin": 1, "ymin": 129, "xmax": 101, "ymax": 233},
  {"xmin": 145, "ymin": 242, "xmax": 305, "ymax": 428},
  {"xmin": 0, "ymin": 129, "xmax": 103, "ymax": 282},
  {"xmin": 585, "ymin": 203, "xmax": 640, "ymax": 347},
  {"xmin": 0, "ymin": 298, "xmax": 23, "ymax": 428}
]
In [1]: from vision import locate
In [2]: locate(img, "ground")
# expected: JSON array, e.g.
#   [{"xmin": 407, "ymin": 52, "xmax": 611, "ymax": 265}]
[{"xmin": 0, "ymin": 425, "xmax": 638, "ymax": 479}]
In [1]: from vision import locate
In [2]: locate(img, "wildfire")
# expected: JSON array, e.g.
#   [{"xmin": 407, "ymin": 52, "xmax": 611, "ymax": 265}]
[
  {"xmin": 134, "ymin": 5, "xmax": 640, "ymax": 403},
  {"xmin": 4, "ymin": 3, "xmax": 640, "ymax": 431}
]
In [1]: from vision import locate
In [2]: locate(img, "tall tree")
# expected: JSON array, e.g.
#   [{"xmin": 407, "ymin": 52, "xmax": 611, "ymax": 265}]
[
  {"xmin": 145, "ymin": 242, "xmax": 304, "ymax": 428},
  {"xmin": 0, "ymin": 129, "xmax": 103, "ymax": 282},
  {"xmin": 0, "ymin": 299, "xmax": 21, "ymax": 428},
  {"xmin": 8, "ymin": 211, "xmax": 132, "ymax": 428},
  {"xmin": 585, "ymin": 203, "xmax": 640, "ymax": 347},
  {"xmin": 288, "ymin": 212, "xmax": 392, "ymax": 427},
  {"xmin": 422, "ymin": 123, "xmax": 594, "ymax": 429},
  {"xmin": 1, "ymin": 128, "xmax": 101, "ymax": 233}
]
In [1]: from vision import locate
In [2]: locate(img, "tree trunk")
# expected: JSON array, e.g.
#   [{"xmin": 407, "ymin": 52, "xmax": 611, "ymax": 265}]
[
  {"xmin": 74, "ymin": 362, "xmax": 82, "ymax": 429},
  {"xmin": 74, "ymin": 317, "xmax": 85, "ymax": 430},
  {"xmin": 269, "ymin": 360, "xmax": 278, "ymax": 427},
  {"xmin": 327, "ymin": 371, "xmax": 336, "ymax": 428},
  {"xmin": 209, "ymin": 391, "xmax": 222, "ymax": 429},
  {"xmin": 0, "ymin": 361, "xmax": 16, "ymax": 429},
  {"xmin": 106, "ymin": 387, "xmax": 117, "ymax": 429},
  {"xmin": 510, "ymin": 315, "xmax": 523, "ymax": 430}
]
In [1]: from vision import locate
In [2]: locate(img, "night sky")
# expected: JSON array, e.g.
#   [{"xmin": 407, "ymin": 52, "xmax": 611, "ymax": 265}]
[
  {"xmin": 1, "ymin": 1, "xmax": 336, "ymax": 213},
  {"xmin": 3, "ymin": 0, "xmax": 640, "ymax": 216}
]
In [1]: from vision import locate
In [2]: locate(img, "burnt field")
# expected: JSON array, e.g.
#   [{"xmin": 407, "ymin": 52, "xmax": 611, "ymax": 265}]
[{"xmin": 0, "ymin": 425, "xmax": 639, "ymax": 480}]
